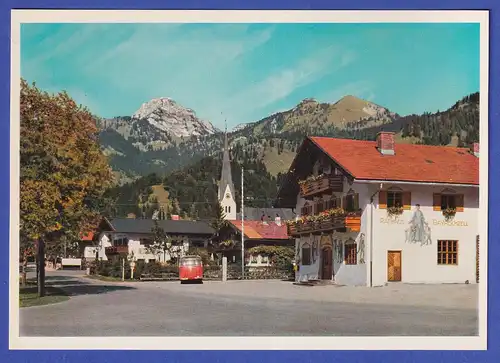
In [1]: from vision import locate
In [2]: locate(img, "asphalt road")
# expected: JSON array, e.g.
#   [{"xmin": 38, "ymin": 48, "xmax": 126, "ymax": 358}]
[{"xmin": 19, "ymin": 271, "xmax": 478, "ymax": 336}]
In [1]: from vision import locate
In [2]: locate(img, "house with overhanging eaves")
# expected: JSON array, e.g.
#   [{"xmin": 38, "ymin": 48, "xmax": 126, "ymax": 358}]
[{"xmin": 275, "ymin": 132, "xmax": 480, "ymax": 286}]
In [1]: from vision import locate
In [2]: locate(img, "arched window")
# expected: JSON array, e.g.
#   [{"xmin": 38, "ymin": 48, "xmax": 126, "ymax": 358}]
[{"xmin": 228, "ymin": 206, "xmax": 231, "ymax": 213}]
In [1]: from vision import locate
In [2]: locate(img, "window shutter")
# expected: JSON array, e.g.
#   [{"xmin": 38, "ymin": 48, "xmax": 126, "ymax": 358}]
[
  {"xmin": 353, "ymin": 193, "xmax": 359, "ymax": 210},
  {"xmin": 379, "ymin": 191, "xmax": 387, "ymax": 209},
  {"xmin": 433, "ymin": 193, "xmax": 442, "ymax": 211},
  {"xmin": 402, "ymin": 192, "xmax": 412, "ymax": 210},
  {"xmin": 456, "ymin": 194, "xmax": 464, "ymax": 212}
]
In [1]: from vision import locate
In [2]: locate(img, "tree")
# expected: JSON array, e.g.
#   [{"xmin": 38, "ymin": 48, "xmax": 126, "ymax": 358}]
[
  {"xmin": 148, "ymin": 220, "xmax": 175, "ymax": 263},
  {"xmin": 20, "ymin": 79, "xmax": 113, "ymax": 296},
  {"xmin": 209, "ymin": 202, "xmax": 228, "ymax": 248},
  {"xmin": 189, "ymin": 203, "xmax": 198, "ymax": 220}
]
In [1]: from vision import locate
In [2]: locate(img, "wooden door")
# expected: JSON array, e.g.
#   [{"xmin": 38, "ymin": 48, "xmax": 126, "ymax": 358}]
[
  {"xmin": 321, "ymin": 248, "xmax": 333, "ymax": 280},
  {"xmin": 387, "ymin": 251, "xmax": 402, "ymax": 282}
]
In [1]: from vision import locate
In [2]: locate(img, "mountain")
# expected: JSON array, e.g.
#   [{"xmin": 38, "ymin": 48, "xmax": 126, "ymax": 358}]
[
  {"xmin": 237, "ymin": 96, "xmax": 397, "ymax": 137},
  {"xmin": 98, "ymin": 97, "xmax": 220, "ymax": 183},
  {"xmin": 98, "ymin": 93, "xmax": 479, "ymax": 185},
  {"xmin": 100, "ymin": 97, "xmax": 217, "ymax": 151}
]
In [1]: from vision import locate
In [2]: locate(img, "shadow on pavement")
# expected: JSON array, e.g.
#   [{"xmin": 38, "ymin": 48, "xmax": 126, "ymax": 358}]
[
  {"xmin": 45, "ymin": 276, "xmax": 78, "ymax": 281},
  {"xmin": 27, "ymin": 275, "xmax": 136, "ymax": 297},
  {"xmin": 46, "ymin": 280, "xmax": 85, "ymax": 286},
  {"xmin": 57, "ymin": 283, "xmax": 136, "ymax": 296}
]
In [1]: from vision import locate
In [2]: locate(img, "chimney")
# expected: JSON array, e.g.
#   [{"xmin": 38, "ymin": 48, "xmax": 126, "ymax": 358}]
[
  {"xmin": 376, "ymin": 132, "xmax": 395, "ymax": 155},
  {"xmin": 471, "ymin": 142, "xmax": 479, "ymax": 157}
]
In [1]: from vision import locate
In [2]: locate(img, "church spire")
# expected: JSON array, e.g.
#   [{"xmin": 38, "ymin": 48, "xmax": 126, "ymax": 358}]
[{"xmin": 218, "ymin": 120, "xmax": 235, "ymax": 201}]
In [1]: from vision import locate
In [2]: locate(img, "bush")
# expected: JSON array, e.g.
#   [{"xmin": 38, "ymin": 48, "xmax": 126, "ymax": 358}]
[
  {"xmin": 188, "ymin": 247, "xmax": 218, "ymax": 266},
  {"xmin": 247, "ymin": 245, "xmax": 294, "ymax": 272}
]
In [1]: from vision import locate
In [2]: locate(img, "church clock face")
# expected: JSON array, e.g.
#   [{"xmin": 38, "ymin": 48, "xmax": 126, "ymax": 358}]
[{"xmin": 225, "ymin": 193, "xmax": 231, "ymax": 199}]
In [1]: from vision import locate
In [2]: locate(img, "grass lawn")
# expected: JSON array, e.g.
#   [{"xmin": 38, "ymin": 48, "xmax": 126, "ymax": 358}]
[{"xmin": 19, "ymin": 284, "xmax": 69, "ymax": 308}]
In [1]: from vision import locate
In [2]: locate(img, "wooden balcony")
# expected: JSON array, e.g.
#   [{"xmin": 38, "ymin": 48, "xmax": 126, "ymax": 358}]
[
  {"xmin": 299, "ymin": 174, "xmax": 343, "ymax": 198},
  {"xmin": 287, "ymin": 213, "xmax": 361, "ymax": 237},
  {"xmin": 105, "ymin": 246, "xmax": 129, "ymax": 255}
]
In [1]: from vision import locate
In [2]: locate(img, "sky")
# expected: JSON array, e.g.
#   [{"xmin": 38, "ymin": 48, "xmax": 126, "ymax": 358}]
[{"xmin": 21, "ymin": 22, "xmax": 480, "ymax": 129}]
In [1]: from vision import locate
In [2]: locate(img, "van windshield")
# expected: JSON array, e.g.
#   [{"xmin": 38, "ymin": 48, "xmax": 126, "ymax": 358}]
[{"xmin": 180, "ymin": 257, "xmax": 201, "ymax": 266}]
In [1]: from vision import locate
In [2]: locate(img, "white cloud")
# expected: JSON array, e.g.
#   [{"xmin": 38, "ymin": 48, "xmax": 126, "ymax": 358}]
[
  {"xmin": 84, "ymin": 24, "xmax": 274, "ymax": 89},
  {"xmin": 218, "ymin": 45, "xmax": 357, "ymax": 123}
]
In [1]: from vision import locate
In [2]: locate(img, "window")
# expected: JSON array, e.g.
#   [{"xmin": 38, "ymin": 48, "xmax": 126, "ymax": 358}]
[
  {"xmin": 325, "ymin": 197, "xmax": 339, "ymax": 210},
  {"xmin": 315, "ymin": 198, "xmax": 324, "ymax": 213},
  {"xmin": 387, "ymin": 190, "xmax": 403, "ymax": 208},
  {"xmin": 114, "ymin": 237, "xmax": 129, "ymax": 246},
  {"xmin": 343, "ymin": 190, "xmax": 359, "ymax": 212},
  {"xmin": 437, "ymin": 240, "xmax": 458, "ymax": 265},
  {"xmin": 301, "ymin": 203, "xmax": 313, "ymax": 216},
  {"xmin": 379, "ymin": 189, "xmax": 411, "ymax": 210},
  {"xmin": 441, "ymin": 194, "xmax": 456, "ymax": 210},
  {"xmin": 433, "ymin": 191, "xmax": 464, "ymax": 212},
  {"xmin": 301, "ymin": 244, "xmax": 311, "ymax": 265},
  {"xmin": 228, "ymin": 206, "xmax": 231, "ymax": 213},
  {"xmin": 250, "ymin": 255, "xmax": 258, "ymax": 264},
  {"xmin": 344, "ymin": 243, "xmax": 357, "ymax": 265}
]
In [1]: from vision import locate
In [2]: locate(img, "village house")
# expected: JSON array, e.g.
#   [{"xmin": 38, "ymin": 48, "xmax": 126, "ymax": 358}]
[
  {"xmin": 275, "ymin": 132, "xmax": 479, "ymax": 286},
  {"xmin": 216, "ymin": 219, "xmax": 293, "ymax": 266},
  {"xmin": 86, "ymin": 218, "xmax": 214, "ymax": 263}
]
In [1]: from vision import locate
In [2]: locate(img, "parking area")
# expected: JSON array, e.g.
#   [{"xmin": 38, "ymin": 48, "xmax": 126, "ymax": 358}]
[
  {"xmin": 19, "ymin": 271, "xmax": 479, "ymax": 337},
  {"xmin": 133, "ymin": 279, "xmax": 478, "ymax": 310}
]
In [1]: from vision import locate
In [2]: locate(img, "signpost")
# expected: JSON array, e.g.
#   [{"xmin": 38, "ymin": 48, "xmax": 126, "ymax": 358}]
[{"xmin": 130, "ymin": 261, "xmax": 136, "ymax": 280}]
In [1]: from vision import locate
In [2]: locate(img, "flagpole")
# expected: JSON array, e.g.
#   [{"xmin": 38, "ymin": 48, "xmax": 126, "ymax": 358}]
[{"xmin": 241, "ymin": 167, "xmax": 245, "ymax": 279}]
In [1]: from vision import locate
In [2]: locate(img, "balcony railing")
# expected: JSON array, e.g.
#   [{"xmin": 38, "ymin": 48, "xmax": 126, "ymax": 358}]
[
  {"xmin": 105, "ymin": 246, "xmax": 129, "ymax": 255},
  {"xmin": 287, "ymin": 210, "xmax": 361, "ymax": 237},
  {"xmin": 299, "ymin": 174, "xmax": 343, "ymax": 198}
]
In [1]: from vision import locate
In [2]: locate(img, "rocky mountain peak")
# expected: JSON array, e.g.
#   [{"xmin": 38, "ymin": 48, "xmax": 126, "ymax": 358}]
[{"xmin": 131, "ymin": 97, "xmax": 217, "ymax": 138}]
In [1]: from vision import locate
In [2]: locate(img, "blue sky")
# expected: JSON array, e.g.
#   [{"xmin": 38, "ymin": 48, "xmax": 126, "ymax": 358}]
[{"xmin": 21, "ymin": 22, "xmax": 480, "ymax": 129}]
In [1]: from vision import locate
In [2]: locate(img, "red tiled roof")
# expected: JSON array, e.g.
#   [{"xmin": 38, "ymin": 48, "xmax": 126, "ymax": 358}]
[
  {"xmin": 227, "ymin": 220, "xmax": 290, "ymax": 240},
  {"xmin": 80, "ymin": 232, "xmax": 94, "ymax": 241},
  {"xmin": 309, "ymin": 137, "xmax": 479, "ymax": 185}
]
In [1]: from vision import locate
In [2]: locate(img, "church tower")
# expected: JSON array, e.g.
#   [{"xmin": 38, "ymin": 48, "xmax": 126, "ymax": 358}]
[{"xmin": 218, "ymin": 124, "xmax": 237, "ymax": 220}]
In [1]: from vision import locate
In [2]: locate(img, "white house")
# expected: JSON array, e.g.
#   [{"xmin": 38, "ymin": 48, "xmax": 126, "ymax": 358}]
[
  {"xmin": 87, "ymin": 218, "xmax": 215, "ymax": 263},
  {"xmin": 276, "ymin": 132, "xmax": 480, "ymax": 286}
]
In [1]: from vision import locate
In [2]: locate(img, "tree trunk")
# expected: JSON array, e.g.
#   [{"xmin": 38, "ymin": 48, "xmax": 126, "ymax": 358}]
[
  {"xmin": 21, "ymin": 256, "xmax": 27, "ymax": 286},
  {"xmin": 37, "ymin": 238, "xmax": 45, "ymax": 297}
]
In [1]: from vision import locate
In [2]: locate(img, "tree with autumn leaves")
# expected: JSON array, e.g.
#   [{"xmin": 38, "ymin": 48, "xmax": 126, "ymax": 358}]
[{"xmin": 20, "ymin": 79, "xmax": 113, "ymax": 295}]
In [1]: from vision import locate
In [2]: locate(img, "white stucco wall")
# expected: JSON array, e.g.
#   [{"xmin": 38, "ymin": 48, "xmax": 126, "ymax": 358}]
[
  {"xmin": 221, "ymin": 184, "xmax": 237, "ymax": 220},
  {"xmin": 369, "ymin": 183, "xmax": 479, "ymax": 286}
]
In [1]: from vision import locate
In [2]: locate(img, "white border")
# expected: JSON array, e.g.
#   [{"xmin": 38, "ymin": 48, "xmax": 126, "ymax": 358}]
[{"xmin": 9, "ymin": 9, "xmax": 489, "ymax": 351}]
